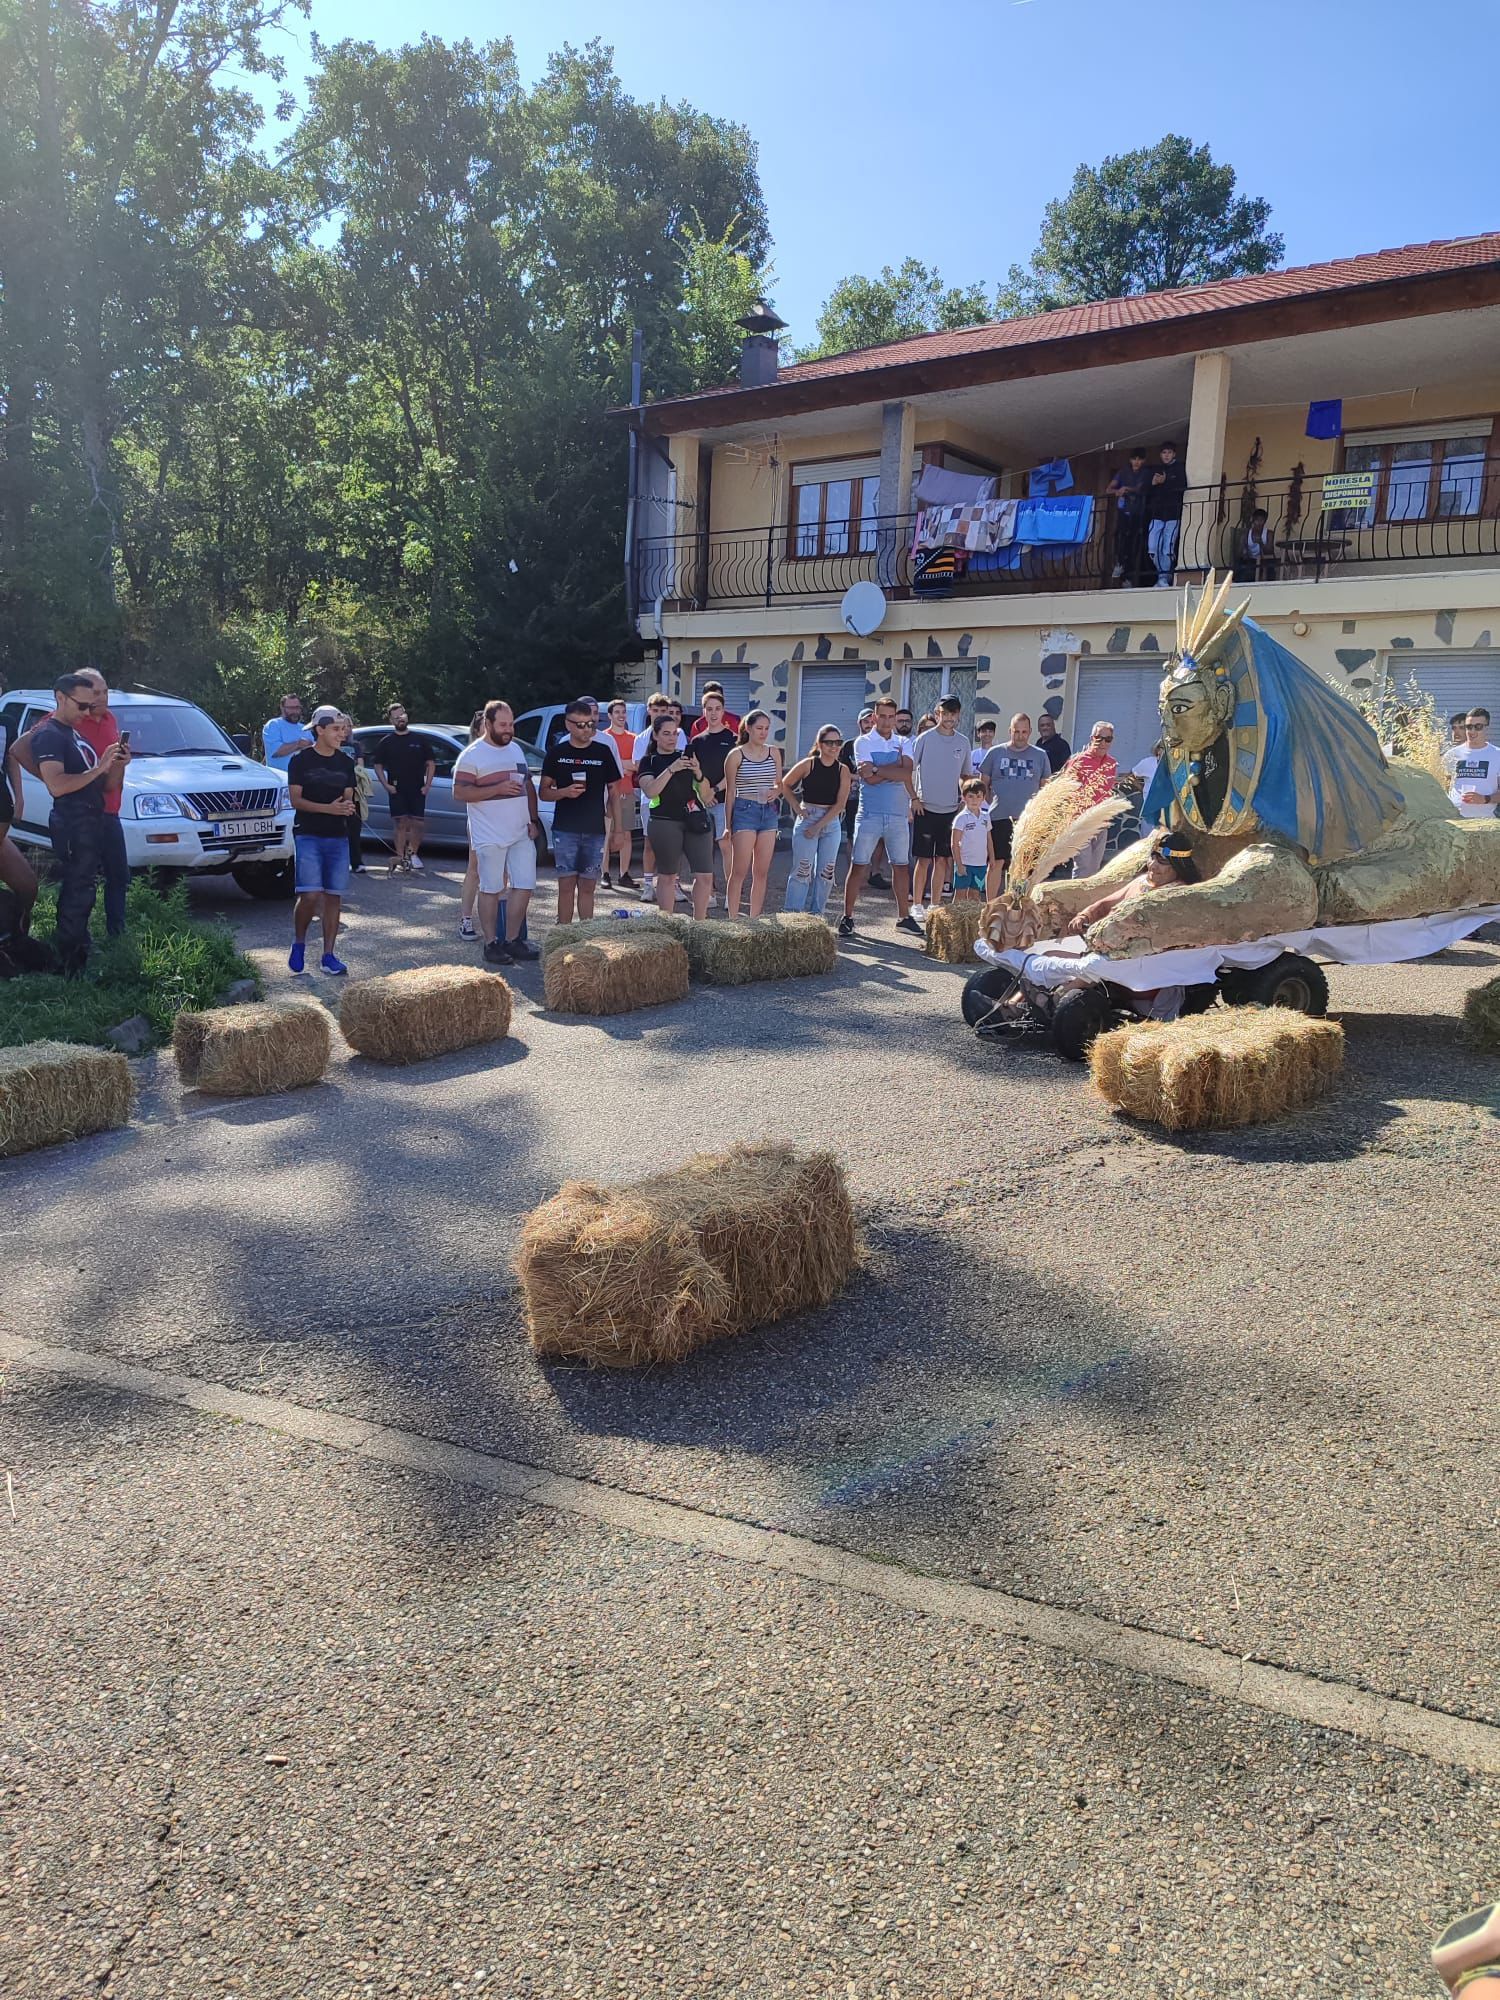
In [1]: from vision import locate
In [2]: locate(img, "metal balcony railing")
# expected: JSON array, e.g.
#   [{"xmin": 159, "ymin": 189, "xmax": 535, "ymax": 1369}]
[{"xmin": 633, "ymin": 461, "xmax": 1500, "ymax": 612}]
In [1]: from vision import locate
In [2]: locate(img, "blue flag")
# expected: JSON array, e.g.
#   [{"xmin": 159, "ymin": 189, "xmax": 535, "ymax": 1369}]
[{"xmin": 1306, "ymin": 400, "xmax": 1343, "ymax": 441}]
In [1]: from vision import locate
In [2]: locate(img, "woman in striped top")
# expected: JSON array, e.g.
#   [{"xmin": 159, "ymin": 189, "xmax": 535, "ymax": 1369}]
[{"xmin": 723, "ymin": 710, "xmax": 783, "ymax": 918}]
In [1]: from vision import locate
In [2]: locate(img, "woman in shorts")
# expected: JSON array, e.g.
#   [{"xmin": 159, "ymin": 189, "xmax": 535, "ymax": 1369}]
[
  {"xmin": 636, "ymin": 713, "xmax": 714, "ymax": 920},
  {"xmin": 722, "ymin": 710, "xmax": 783, "ymax": 918},
  {"xmin": 603, "ymin": 698, "xmax": 638, "ymax": 890}
]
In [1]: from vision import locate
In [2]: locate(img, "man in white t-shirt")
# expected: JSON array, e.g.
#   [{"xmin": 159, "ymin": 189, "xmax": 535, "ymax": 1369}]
[
  {"xmin": 453, "ymin": 699, "xmax": 541, "ymax": 966},
  {"xmin": 631, "ymin": 693, "xmax": 687, "ymax": 902},
  {"xmin": 1443, "ymin": 709, "xmax": 1500, "ymax": 818},
  {"xmin": 1130, "ymin": 741, "xmax": 1162, "ymax": 795}
]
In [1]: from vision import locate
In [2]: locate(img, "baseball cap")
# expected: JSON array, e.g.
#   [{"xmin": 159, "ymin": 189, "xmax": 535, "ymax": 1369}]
[{"xmin": 310, "ymin": 704, "xmax": 342, "ymax": 726}]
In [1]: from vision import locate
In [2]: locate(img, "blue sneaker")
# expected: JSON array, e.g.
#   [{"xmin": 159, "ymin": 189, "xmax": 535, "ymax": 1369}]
[
  {"xmin": 320, "ymin": 951, "xmax": 348, "ymax": 977},
  {"xmin": 288, "ymin": 939, "xmax": 306, "ymax": 974}
]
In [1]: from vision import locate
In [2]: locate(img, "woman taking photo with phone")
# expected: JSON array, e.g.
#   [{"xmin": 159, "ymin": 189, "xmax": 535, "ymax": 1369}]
[
  {"xmin": 722, "ymin": 710, "xmax": 783, "ymax": 918},
  {"xmin": 780, "ymin": 725, "xmax": 849, "ymax": 916},
  {"xmin": 636, "ymin": 713, "xmax": 714, "ymax": 919}
]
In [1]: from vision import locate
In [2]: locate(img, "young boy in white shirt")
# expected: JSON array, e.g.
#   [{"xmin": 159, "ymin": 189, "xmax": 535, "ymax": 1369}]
[{"xmin": 949, "ymin": 779, "xmax": 994, "ymax": 899}]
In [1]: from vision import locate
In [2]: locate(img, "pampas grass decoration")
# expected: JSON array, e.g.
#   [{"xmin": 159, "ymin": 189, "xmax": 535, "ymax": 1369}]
[
  {"xmin": 924, "ymin": 903, "xmax": 983, "ymax": 962},
  {"xmin": 1007, "ymin": 776, "xmax": 1087, "ymax": 891},
  {"xmin": 1089, "ymin": 1007, "xmax": 1343, "ymax": 1131},
  {"xmin": 543, "ymin": 932, "xmax": 689, "ymax": 1015},
  {"xmin": 173, "ymin": 1000, "xmax": 331, "ymax": 1097},
  {"xmin": 515, "ymin": 1142, "xmax": 858, "ymax": 1367},
  {"xmin": 340, "ymin": 964, "xmax": 512, "ymax": 1063},
  {"xmin": 1464, "ymin": 975, "xmax": 1500, "ymax": 1051},
  {"xmin": 0, "ymin": 1040, "xmax": 134, "ymax": 1157}
]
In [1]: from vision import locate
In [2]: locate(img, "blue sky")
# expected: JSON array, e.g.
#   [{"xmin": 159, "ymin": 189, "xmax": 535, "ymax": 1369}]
[{"xmin": 259, "ymin": 0, "xmax": 1498, "ymax": 343}]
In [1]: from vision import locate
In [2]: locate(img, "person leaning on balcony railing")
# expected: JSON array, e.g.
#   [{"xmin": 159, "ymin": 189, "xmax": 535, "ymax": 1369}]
[{"xmin": 1146, "ymin": 442, "xmax": 1187, "ymax": 589}]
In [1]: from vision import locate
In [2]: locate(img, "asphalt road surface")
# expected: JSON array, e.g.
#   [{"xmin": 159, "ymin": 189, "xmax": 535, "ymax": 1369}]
[{"xmin": 5, "ymin": 854, "xmax": 1498, "ymax": 1996}]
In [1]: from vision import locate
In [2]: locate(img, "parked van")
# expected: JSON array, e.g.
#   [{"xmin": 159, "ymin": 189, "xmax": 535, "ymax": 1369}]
[
  {"xmin": 511, "ymin": 699, "xmax": 649, "ymax": 752},
  {"xmin": 2, "ymin": 687, "xmax": 296, "ymax": 898}
]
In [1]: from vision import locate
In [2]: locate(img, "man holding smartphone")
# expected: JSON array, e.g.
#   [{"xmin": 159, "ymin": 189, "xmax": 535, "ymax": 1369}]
[{"xmin": 540, "ymin": 699, "xmax": 618, "ymax": 925}]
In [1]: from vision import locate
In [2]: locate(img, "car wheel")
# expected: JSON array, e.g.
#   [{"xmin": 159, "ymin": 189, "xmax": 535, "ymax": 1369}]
[
  {"xmin": 232, "ymin": 859, "xmax": 296, "ymax": 901},
  {"xmin": 1225, "ymin": 952, "xmax": 1329, "ymax": 1016},
  {"xmin": 961, "ymin": 965, "xmax": 1017, "ymax": 1027}
]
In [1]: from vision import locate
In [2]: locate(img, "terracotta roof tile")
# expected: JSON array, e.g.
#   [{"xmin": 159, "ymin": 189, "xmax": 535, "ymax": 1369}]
[{"xmin": 657, "ymin": 232, "xmax": 1500, "ymax": 408}]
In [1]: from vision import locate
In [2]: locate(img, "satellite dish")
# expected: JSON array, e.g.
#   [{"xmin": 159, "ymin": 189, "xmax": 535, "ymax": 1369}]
[{"xmin": 841, "ymin": 582, "xmax": 887, "ymax": 637}]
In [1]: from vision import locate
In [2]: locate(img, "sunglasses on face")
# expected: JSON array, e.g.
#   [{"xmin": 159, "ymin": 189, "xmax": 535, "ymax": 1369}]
[
  {"xmin": 818, "ymin": 734, "xmax": 841, "ymax": 745},
  {"xmin": 1094, "ymin": 733, "xmax": 1114, "ymax": 742}
]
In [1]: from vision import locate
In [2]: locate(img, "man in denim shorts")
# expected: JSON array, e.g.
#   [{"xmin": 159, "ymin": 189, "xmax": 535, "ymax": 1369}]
[
  {"xmin": 838, "ymin": 697, "xmax": 915, "ymax": 937},
  {"xmin": 539, "ymin": 699, "xmax": 618, "ymax": 924},
  {"xmin": 286, "ymin": 706, "xmax": 357, "ymax": 975}
]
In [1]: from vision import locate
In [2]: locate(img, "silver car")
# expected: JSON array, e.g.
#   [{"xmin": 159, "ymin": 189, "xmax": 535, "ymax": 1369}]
[{"xmin": 349, "ymin": 725, "xmax": 555, "ymax": 857}]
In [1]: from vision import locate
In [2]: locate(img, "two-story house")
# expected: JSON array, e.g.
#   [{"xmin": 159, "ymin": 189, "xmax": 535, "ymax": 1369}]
[{"xmin": 621, "ymin": 232, "xmax": 1500, "ymax": 772}]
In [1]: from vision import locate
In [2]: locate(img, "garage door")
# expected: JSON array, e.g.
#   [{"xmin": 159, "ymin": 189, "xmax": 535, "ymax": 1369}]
[
  {"xmin": 1072, "ymin": 659, "xmax": 1166, "ymax": 772},
  {"xmin": 1384, "ymin": 651, "xmax": 1500, "ymax": 727},
  {"xmin": 692, "ymin": 666, "xmax": 753, "ymax": 716},
  {"xmin": 798, "ymin": 664, "xmax": 869, "ymax": 756}
]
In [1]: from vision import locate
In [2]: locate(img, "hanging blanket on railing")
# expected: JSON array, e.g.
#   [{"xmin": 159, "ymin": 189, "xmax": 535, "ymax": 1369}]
[
  {"xmin": 912, "ymin": 498, "xmax": 1020, "ymax": 554},
  {"xmin": 968, "ymin": 495, "xmax": 1096, "ymax": 571}
]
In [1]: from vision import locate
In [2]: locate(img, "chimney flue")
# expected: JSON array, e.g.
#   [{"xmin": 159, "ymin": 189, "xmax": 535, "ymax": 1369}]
[{"xmin": 736, "ymin": 300, "xmax": 787, "ymax": 388}]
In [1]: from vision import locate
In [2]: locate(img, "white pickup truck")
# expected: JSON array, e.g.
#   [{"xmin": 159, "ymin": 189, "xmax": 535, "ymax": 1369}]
[{"xmin": 2, "ymin": 687, "xmax": 296, "ymax": 898}]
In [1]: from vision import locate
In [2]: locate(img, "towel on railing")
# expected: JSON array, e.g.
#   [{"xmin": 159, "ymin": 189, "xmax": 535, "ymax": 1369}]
[
  {"xmin": 968, "ymin": 495, "xmax": 1096, "ymax": 571},
  {"xmin": 913, "ymin": 463, "xmax": 997, "ymax": 508}
]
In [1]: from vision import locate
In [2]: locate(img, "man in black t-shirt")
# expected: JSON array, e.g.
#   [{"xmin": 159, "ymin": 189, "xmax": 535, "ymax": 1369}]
[
  {"xmin": 686, "ymin": 689, "xmax": 737, "ymax": 905},
  {"xmin": 373, "ymin": 703, "xmax": 436, "ymax": 873},
  {"xmin": 286, "ymin": 707, "xmax": 357, "ymax": 975},
  {"xmin": 539, "ymin": 700, "xmax": 619, "ymax": 924}
]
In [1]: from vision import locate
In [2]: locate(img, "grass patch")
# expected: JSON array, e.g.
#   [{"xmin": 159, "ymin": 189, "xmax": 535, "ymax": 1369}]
[{"xmin": 2, "ymin": 876, "xmax": 256, "ymax": 1052}]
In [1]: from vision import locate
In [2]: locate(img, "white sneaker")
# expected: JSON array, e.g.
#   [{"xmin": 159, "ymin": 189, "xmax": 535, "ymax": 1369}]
[
  {"xmin": 458, "ymin": 916, "xmax": 477, "ymax": 941},
  {"xmin": 640, "ymin": 875, "xmax": 656, "ymax": 900},
  {"xmin": 409, "ymin": 854, "xmax": 425, "ymax": 871},
  {"xmin": 910, "ymin": 903, "xmax": 928, "ymax": 922}
]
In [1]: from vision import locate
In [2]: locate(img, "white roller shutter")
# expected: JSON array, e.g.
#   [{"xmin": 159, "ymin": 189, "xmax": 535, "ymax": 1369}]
[
  {"xmin": 693, "ymin": 666, "xmax": 753, "ymax": 716},
  {"xmin": 1072, "ymin": 659, "xmax": 1166, "ymax": 772},
  {"xmin": 1384, "ymin": 651, "xmax": 1500, "ymax": 727},
  {"xmin": 798, "ymin": 664, "xmax": 870, "ymax": 756}
]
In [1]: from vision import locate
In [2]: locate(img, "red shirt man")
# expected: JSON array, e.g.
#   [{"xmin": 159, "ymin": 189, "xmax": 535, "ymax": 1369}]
[
  {"xmin": 1064, "ymin": 723, "xmax": 1119, "ymax": 806},
  {"xmin": 73, "ymin": 672, "xmax": 123, "ymax": 812}
]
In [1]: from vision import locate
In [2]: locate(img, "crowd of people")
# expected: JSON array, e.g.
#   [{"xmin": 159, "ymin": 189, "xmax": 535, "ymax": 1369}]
[{"xmin": 264, "ymin": 678, "xmax": 1151, "ymax": 973}]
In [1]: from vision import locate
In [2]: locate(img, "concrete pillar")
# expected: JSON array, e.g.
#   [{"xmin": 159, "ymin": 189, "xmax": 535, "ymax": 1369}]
[
  {"xmin": 669, "ymin": 431, "xmax": 701, "ymax": 601},
  {"xmin": 1184, "ymin": 352, "xmax": 1231, "ymax": 491},
  {"xmin": 877, "ymin": 401, "xmax": 916, "ymax": 586}
]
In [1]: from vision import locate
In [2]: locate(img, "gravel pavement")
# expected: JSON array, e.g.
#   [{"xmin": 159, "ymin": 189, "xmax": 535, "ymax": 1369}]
[
  {"xmin": 5, "ymin": 1367, "xmax": 1493, "ymax": 2000},
  {"xmin": 5, "ymin": 856, "xmax": 1500, "ymax": 1993}
]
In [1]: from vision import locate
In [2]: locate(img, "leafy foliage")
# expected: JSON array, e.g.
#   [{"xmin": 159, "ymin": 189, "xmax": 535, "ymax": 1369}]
[
  {"xmin": 7, "ymin": 877, "xmax": 255, "ymax": 1049},
  {"xmin": 997, "ymin": 135, "xmax": 1284, "ymax": 317},
  {"xmin": 1, "ymin": 16, "xmax": 770, "ymax": 721},
  {"xmin": 800, "ymin": 259, "xmax": 991, "ymax": 361}
]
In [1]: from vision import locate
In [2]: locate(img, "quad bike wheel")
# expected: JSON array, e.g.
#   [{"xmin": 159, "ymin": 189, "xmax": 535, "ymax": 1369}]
[
  {"xmin": 1051, "ymin": 984, "xmax": 1120, "ymax": 1062},
  {"xmin": 962, "ymin": 964, "xmax": 1019, "ymax": 1027},
  {"xmin": 1219, "ymin": 951, "xmax": 1329, "ymax": 1016}
]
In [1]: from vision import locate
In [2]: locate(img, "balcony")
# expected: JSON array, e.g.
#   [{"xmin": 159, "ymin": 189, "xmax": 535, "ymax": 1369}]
[{"xmin": 634, "ymin": 463, "xmax": 1500, "ymax": 615}]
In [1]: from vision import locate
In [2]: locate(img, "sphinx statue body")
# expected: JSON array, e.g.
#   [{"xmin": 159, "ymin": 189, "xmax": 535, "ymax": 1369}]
[{"xmin": 1034, "ymin": 577, "xmax": 1500, "ymax": 958}]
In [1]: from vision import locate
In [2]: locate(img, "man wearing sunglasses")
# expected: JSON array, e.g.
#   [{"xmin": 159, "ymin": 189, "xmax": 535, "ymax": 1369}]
[
  {"xmin": 1063, "ymin": 721, "xmax": 1119, "ymax": 878},
  {"xmin": 29, "ymin": 673, "xmax": 129, "ymax": 975},
  {"xmin": 1443, "ymin": 708, "xmax": 1500, "ymax": 818}
]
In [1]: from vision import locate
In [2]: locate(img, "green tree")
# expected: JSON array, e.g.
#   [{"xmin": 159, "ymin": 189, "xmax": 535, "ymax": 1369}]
[
  {"xmin": 997, "ymin": 135, "xmax": 1283, "ymax": 317},
  {"xmin": 801, "ymin": 258, "xmax": 991, "ymax": 361},
  {"xmin": 0, "ymin": 0, "xmax": 301, "ymax": 674}
]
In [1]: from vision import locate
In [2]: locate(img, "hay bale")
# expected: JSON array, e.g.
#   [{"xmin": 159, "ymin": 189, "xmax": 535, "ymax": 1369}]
[
  {"xmin": 686, "ymin": 913, "xmax": 836, "ymax": 985},
  {"xmin": 1089, "ymin": 1007, "xmax": 1343, "ymax": 1132},
  {"xmin": 543, "ymin": 931, "xmax": 689, "ymax": 1016},
  {"xmin": 538, "ymin": 912, "xmax": 686, "ymax": 962},
  {"xmin": 1464, "ymin": 975, "xmax": 1500, "ymax": 1050},
  {"xmin": 516, "ymin": 1142, "xmax": 857, "ymax": 1367},
  {"xmin": 0, "ymin": 1040, "xmax": 134, "ymax": 1158},
  {"xmin": 924, "ymin": 903, "xmax": 983, "ymax": 963},
  {"xmin": 172, "ymin": 1000, "xmax": 331, "ymax": 1097},
  {"xmin": 339, "ymin": 964, "xmax": 512, "ymax": 1064}
]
